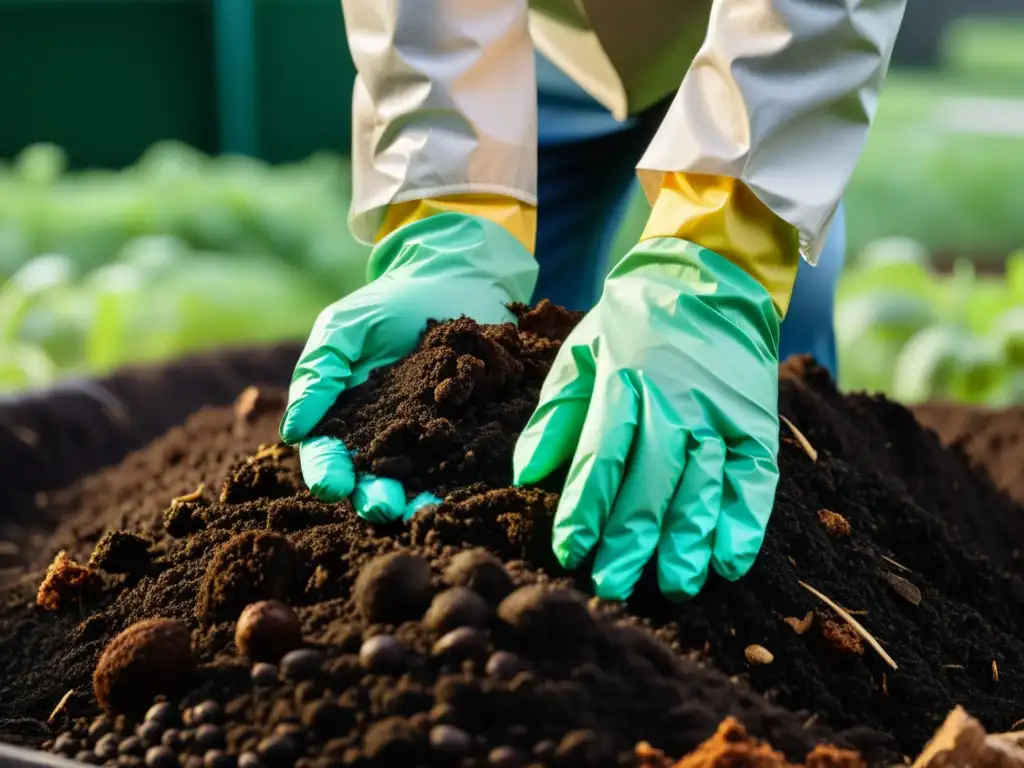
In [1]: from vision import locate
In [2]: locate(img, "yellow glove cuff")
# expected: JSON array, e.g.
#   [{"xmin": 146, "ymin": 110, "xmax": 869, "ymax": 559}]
[
  {"xmin": 376, "ymin": 195, "xmax": 537, "ymax": 256},
  {"xmin": 641, "ymin": 173, "xmax": 800, "ymax": 317}
]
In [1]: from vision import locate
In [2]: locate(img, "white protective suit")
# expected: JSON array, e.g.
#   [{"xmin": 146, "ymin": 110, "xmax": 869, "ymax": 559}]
[{"xmin": 341, "ymin": 0, "xmax": 908, "ymax": 264}]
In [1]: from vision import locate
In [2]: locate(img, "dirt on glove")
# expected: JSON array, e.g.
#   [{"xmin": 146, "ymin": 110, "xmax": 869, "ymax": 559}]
[{"xmin": 0, "ymin": 302, "xmax": 1021, "ymax": 768}]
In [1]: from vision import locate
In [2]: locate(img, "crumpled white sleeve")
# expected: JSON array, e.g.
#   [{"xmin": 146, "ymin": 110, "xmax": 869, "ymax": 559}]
[
  {"xmin": 341, "ymin": 0, "xmax": 537, "ymax": 245},
  {"xmin": 636, "ymin": 0, "xmax": 908, "ymax": 264}
]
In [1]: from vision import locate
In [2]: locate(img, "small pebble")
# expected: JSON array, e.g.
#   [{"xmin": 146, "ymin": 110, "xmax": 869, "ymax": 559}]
[
  {"xmin": 95, "ymin": 733, "xmax": 120, "ymax": 761},
  {"xmin": 191, "ymin": 700, "xmax": 223, "ymax": 725},
  {"xmin": 431, "ymin": 627, "xmax": 489, "ymax": 664},
  {"xmin": 485, "ymin": 651, "xmax": 524, "ymax": 681},
  {"xmin": 204, "ymin": 750, "xmax": 235, "ymax": 768},
  {"xmin": 161, "ymin": 730, "xmax": 182, "ymax": 750},
  {"xmin": 358, "ymin": 634, "xmax": 406, "ymax": 674},
  {"xmin": 76, "ymin": 750, "xmax": 99, "ymax": 764},
  {"xmin": 428, "ymin": 725, "xmax": 472, "ymax": 756},
  {"xmin": 488, "ymin": 746, "xmax": 523, "ymax": 768},
  {"xmin": 194, "ymin": 724, "xmax": 226, "ymax": 751},
  {"xmin": 145, "ymin": 702, "xmax": 177, "ymax": 726},
  {"xmin": 118, "ymin": 737, "xmax": 143, "ymax": 757},
  {"xmin": 145, "ymin": 746, "xmax": 179, "ymax": 768},
  {"xmin": 89, "ymin": 717, "xmax": 113, "ymax": 739},
  {"xmin": 257, "ymin": 734, "xmax": 298, "ymax": 767},
  {"xmin": 533, "ymin": 740, "xmax": 556, "ymax": 760},
  {"xmin": 137, "ymin": 721, "xmax": 165, "ymax": 747},
  {"xmin": 251, "ymin": 663, "xmax": 279, "ymax": 687},
  {"xmin": 279, "ymin": 649, "xmax": 325, "ymax": 682},
  {"xmin": 53, "ymin": 733, "xmax": 79, "ymax": 755},
  {"xmin": 237, "ymin": 754, "xmax": 263, "ymax": 768}
]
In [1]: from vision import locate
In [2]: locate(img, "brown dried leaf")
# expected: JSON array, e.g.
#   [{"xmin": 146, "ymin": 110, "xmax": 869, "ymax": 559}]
[
  {"xmin": 818, "ymin": 509, "xmax": 851, "ymax": 537},
  {"xmin": 784, "ymin": 611, "xmax": 815, "ymax": 635},
  {"xmin": 820, "ymin": 618, "xmax": 865, "ymax": 656},
  {"xmin": 881, "ymin": 570, "xmax": 923, "ymax": 606},
  {"xmin": 36, "ymin": 551, "xmax": 101, "ymax": 612}
]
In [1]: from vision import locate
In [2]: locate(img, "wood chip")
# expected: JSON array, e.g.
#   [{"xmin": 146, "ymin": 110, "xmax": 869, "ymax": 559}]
[
  {"xmin": 941, "ymin": 664, "xmax": 965, "ymax": 670},
  {"xmin": 780, "ymin": 415, "xmax": 818, "ymax": 462},
  {"xmin": 882, "ymin": 555, "xmax": 913, "ymax": 573},
  {"xmin": 881, "ymin": 570, "xmax": 923, "ymax": 606},
  {"xmin": 788, "ymin": 556, "xmax": 798, "ymax": 569},
  {"xmin": 993, "ymin": 660, "xmax": 1000, "ymax": 682},
  {"xmin": 784, "ymin": 611, "xmax": 815, "ymax": 635},
  {"xmin": 803, "ymin": 713, "xmax": 818, "ymax": 730},
  {"xmin": 820, "ymin": 618, "xmax": 865, "ymax": 656},
  {"xmin": 171, "ymin": 483, "xmax": 205, "ymax": 506},
  {"xmin": 48, "ymin": 689, "xmax": 75, "ymax": 723},
  {"xmin": 799, "ymin": 581, "xmax": 897, "ymax": 670},
  {"xmin": 744, "ymin": 645, "xmax": 774, "ymax": 666}
]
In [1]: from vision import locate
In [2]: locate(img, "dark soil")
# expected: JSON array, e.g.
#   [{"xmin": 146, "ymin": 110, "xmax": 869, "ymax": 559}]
[
  {"xmin": 0, "ymin": 303, "xmax": 1021, "ymax": 768},
  {"xmin": 914, "ymin": 401, "xmax": 1024, "ymax": 505},
  {"xmin": 0, "ymin": 343, "xmax": 301, "ymax": 572}
]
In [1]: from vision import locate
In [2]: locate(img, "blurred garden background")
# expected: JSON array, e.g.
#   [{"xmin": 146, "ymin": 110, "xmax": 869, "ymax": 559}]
[{"xmin": 0, "ymin": 0, "xmax": 1023, "ymax": 406}]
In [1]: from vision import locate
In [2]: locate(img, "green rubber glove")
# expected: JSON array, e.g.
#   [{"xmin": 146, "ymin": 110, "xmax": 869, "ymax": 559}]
[
  {"xmin": 513, "ymin": 238, "xmax": 781, "ymax": 601},
  {"xmin": 281, "ymin": 213, "xmax": 538, "ymax": 522}
]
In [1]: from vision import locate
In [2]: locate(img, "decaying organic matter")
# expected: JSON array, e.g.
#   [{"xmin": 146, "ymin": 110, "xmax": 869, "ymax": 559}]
[{"xmin": 0, "ymin": 303, "xmax": 1019, "ymax": 768}]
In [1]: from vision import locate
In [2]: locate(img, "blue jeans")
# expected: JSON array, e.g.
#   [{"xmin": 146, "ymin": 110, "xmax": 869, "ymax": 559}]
[{"xmin": 532, "ymin": 81, "xmax": 845, "ymax": 379}]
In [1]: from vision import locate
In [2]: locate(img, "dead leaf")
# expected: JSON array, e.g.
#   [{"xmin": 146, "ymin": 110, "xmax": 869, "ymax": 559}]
[
  {"xmin": 881, "ymin": 570, "xmax": 923, "ymax": 606},
  {"xmin": 784, "ymin": 611, "xmax": 815, "ymax": 635}
]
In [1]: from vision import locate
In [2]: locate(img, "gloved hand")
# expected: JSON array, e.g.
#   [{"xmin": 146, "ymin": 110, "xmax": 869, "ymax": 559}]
[
  {"xmin": 513, "ymin": 238, "xmax": 782, "ymax": 601},
  {"xmin": 281, "ymin": 212, "xmax": 538, "ymax": 522}
]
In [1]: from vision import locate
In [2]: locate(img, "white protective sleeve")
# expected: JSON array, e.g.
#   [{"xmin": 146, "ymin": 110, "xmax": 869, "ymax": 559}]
[
  {"xmin": 341, "ymin": 0, "xmax": 537, "ymax": 245},
  {"xmin": 636, "ymin": 0, "xmax": 908, "ymax": 264}
]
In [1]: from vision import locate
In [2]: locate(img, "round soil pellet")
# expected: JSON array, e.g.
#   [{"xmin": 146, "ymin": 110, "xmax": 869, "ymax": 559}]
[
  {"xmin": 301, "ymin": 700, "xmax": 352, "ymax": 734},
  {"xmin": 423, "ymin": 587, "xmax": 492, "ymax": 633},
  {"xmin": 485, "ymin": 651, "xmax": 525, "ymax": 681},
  {"xmin": 203, "ymin": 750, "xmax": 234, "ymax": 768},
  {"xmin": 194, "ymin": 724, "xmax": 226, "ymax": 751},
  {"xmin": 444, "ymin": 549, "xmax": 514, "ymax": 605},
  {"xmin": 250, "ymin": 662, "xmax": 279, "ymax": 687},
  {"xmin": 190, "ymin": 700, "xmax": 223, "ymax": 725},
  {"xmin": 145, "ymin": 746, "xmax": 179, "ymax": 768},
  {"xmin": 75, "ymin": 750, "xmax": 98, "ymax": 764},
  {"xmin": 145, "ymin": 702, "xmax": 176, "ymax": 726},
  {"xmin": 256, "ymin": 734, "xmax": 298, "ymax": 767},
  {"xmin": 119, "ymin": 737, "xmax": 143, "ymax": 757},
  {"xmin": 137, "ymin": 721, "xmax": 164, "ymax": 747},
  {"xmin": 93, "ymin": 619, "xmax": 195, "ymax": 714},
  {"xmin": 89, "ymin": 717, "xmax": 113, "ymax": 739},
  {"xmin": 95, "ymin": 733, "xmax": 120, "ymax": 761},
  {"xmin": 362, "ymin": 717, "xmax": 423, "ymax": 764},
  {"xmin": 280, "ymin": 649, "xmax": 325, "ymax": 682},
  {"xmin": 497, "ymin": 585, "xmax": 596, "ymax": 656},
  {"xmin": 487, "ymin": 746, "xmax": 523, "ymax": 767},
  {"xmin": 358, "ymin": 634, "xmax": 406, "ymax": 674},
  {"xmin": 235, "ymin": 601, "xmax": 303, "ymax": 663},
  {"xmin": 237, "ymin": 754, "xmax": 262, "ymax": 768},
  {"xmin": 432, "ymin": 627, "xmax": 489, "ymax": 665},
  {"xmin": 353, "ymin": 552, "xmax": 433, "ymax": 625},
  {"xmin": 428, "ymin": 725, "xmax": 472, "ymax": 756}
]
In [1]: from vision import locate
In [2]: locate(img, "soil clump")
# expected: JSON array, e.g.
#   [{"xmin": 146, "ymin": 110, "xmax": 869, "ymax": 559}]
[{"xmin": 0, "ymin": 304, "xmax": 1020, "ymax": 767}]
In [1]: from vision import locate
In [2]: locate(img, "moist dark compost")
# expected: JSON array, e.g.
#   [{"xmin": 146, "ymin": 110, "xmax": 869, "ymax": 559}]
[{"xmin": 0, "ymin": 303, "xmax": 1021, "ymax": 768}]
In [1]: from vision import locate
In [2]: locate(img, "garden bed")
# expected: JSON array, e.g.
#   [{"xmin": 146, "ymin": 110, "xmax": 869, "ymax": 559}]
[{"xmin": 0, "ymin": 304, "xmax": 1021, "ymax": 768}]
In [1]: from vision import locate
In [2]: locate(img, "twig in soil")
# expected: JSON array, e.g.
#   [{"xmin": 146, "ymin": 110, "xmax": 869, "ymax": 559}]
[
  {"xmin": 249, "ymin": 443, "xmax": 290, "ymax": 463},
  {"xmin": 798, "ymin": 581, "xmax": 898, "ymax": 670},
  {"xmin": 783, "ymin": 611, "xmax": 814, "ymax": 635},
  {"xmin": 881, "ymin": 555, "xmax": 913, "ymax": 573},
  {"xmin": 48, "ymin": 689, "xmax": 74, "ymax": 723},
  {"xmin": 803, "ymin": 714, "xmax": 818, "ymax": 730},
  {"xmin": 941, "ymin": 664, "xmax": 965, "ymax": 670},
  {"xmin": 882, "ymin": 673, "xmax": 889, "ymax": 697},
  {"xmin": 993, "ymin": 660, "xmax": 999, "ymax": 682},
  {"xmin": 780, "ymin": 416, "xmax": 818, "ymax": 462},
  {"xmin": 171, "ymin": 483, "xmax": 205, "ymax": 505},
  {"xmin": 880, "ymin": 570, "xmax": 922, "ymax": 606},
  {"xmin": 1011, "ymin": 718, "xmax": 1024, "ymax": 731}
]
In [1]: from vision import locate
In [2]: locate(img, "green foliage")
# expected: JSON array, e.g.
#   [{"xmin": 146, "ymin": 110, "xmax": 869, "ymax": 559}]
[
  {"xmin": 0, "ymin": 142, "xmax": 372, "ymax": 391},
  {"xmin": 837, "ymin": 242, "xmax": 1024, "ymax": 406}
]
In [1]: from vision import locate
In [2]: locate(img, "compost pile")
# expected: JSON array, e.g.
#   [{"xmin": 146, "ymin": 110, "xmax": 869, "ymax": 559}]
[{"xmin": 0, "ymin": 301, "xmax": 1022, "ymax": 768}]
